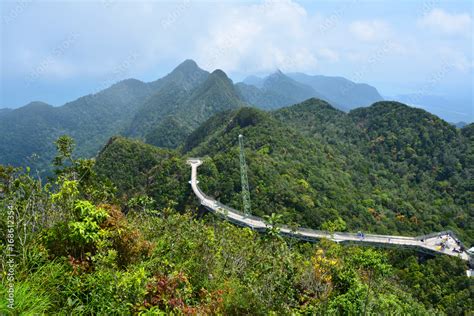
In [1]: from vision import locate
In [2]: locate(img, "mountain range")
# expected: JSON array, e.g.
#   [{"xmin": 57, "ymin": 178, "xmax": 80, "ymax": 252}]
[
  {"xmin": 238, "ymin": 71, "xmax": 383, "ymax": 110},
  {"xmin": 1, "ymin": 59, "xmax": 467, "ymax": 176}
]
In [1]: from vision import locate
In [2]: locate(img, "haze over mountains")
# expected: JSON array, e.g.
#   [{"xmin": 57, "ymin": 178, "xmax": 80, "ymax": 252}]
[
  {"xmin": 0, "ymin": 59, "xmax": 469, "ymax": 173},
  {"xmin": 392, "ymin": 93, "xmax": 473, "ymax": 124},
  {"xmin": 238, "ymin": 71, "xmax": 384, "ymax": 110}
]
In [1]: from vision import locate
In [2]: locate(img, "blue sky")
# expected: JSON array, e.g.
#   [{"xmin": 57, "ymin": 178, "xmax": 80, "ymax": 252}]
[{"xmin": 1, "ymin": 0, "xmax": 472, "ymax": 121}]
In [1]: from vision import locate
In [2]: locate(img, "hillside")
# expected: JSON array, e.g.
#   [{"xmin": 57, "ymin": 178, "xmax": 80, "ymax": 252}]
[
  {"xmin": 126, "ymin": 59, "xmax": 210, "ymax": 139},
  {"xmin": 0, "ymin": 79, "xmax": 154, "ymax": 172},
  {"xmin": 95, "ymin": 100, "xmax": 473, "ymax": 244},
  {"xmin": 133, "ymin": 69, "xmax": 246, "ymax": 148},
  {"xmin": 4, "ymin": 152, "xmax": 470, "ymax": 314}
]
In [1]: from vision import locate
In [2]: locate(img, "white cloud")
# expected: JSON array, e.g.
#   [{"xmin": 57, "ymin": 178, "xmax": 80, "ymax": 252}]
[
  {"xmin": 437, "ymin": 47, "xmax": 473, "ymax": 73},
  {"xmin": 317, "ymin": 48, "xmax": 339, "ymax": 62},
  {"xmin": 418, "ymin": 9, "xmax": 472, "ymax": 35},
  {"xmin": 1, "ymin": 0, "xmax": 472, "ymax": 107},
  {"xmin": 349, "ymin": 20, "xmax": 391, "ymax": 42},
  {"xmin": 195, "ymin": 0, "xmax": 317, "ymax": 73}
]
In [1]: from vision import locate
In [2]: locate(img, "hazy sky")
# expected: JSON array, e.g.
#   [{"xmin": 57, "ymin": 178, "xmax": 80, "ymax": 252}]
[{"xmin": 1, "ymin": 0, "xmax": 473, "ymax": 117}]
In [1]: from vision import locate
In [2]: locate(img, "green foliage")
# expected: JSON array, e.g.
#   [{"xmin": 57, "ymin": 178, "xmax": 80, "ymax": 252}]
[
  {"xmin": 94, "ymin": 137, "xmax": 192, "ymax": 210},
  {"xmin": 392, "ymin": 252, "xmax": 474, "ymax": 314},
  {"xmin": 0, "ymin": 281, "xmax": 51, "ymax": 315},
  {"xmin": 0, "ymin": 165, "xmax": 470, "ymax": 314},
  {"xmin": 322, "ymin": 217, "xmax": 347, "ymax": 233},
  {"xmin": 53, "ymin": 135, "xmax": 75, "ymax": 167},
  {"xmin": 68, "ymin": 201, "xmax": 108, "ymax": 246}
]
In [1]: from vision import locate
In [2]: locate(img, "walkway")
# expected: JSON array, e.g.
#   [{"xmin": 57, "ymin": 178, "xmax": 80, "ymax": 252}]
[{"xmin": 187, "ymin": 158, "xmax": 471, "ymax": 262}]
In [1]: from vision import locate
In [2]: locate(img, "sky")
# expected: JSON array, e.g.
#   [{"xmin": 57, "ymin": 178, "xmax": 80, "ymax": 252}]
[{"xmin": 1, "ymin": 0, "xmax": 473, "ymax": 121}]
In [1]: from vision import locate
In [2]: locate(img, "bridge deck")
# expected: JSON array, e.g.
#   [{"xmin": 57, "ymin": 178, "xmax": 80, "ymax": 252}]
[{"xmin": 187, "ymin": 159, "xmax": 471, "ymax": 262}]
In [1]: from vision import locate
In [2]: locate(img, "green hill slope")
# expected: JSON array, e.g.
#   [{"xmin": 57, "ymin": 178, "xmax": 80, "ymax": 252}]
[
  {"xmin": 141, "ymin": 69, "xmax": 246, "ymax": 148},
  {"xmin": 0, "ymin": 79, "xmax": 153, "ymax": 172},
  {"xmin": 127, "ymin": 60, "xmax": 210, "ymax": 138}
]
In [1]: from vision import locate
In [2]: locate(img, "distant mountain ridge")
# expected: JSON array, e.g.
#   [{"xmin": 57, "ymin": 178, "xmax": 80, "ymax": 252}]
[
  {"xmin": 0, "ymin": 79, "xmax": 155, "ymax": 171},
  {"xmin": 237, "ymin": 70, "xmax": 331, "ymax": 110},
  {"xmin": 288, "ymin": 72, "xmax": 383, "ymax": 109},
  {"xmin": 239, "ymin": 71, "xmax": 383, "ymax": 111}
]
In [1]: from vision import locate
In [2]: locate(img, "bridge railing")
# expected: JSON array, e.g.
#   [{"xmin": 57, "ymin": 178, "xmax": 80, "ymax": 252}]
[
  {"xmin": 195, "ymin": 186, "xmax": 214, "ymax": 202},
  {"xmin": 416, "ymin": 230, "xmax": 451, "ymax": 240},
  {"xmin": 195, "ymin": 186, "xmax": 261, "ymax": 220},
  {"xmin": 214, "ymin": 200, "xmax": 266, "ymax": 223},
  {"xmin": 196, "ymin": 187, "xmax": 420, "ymax": 242},
  {"xmin": 191, "ymin": 172, "xmax": 471, "ymax": 261}
]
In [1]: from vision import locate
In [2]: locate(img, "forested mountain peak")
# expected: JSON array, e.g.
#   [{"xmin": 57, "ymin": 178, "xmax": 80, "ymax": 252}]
[
  {"xmin": 262, "ymin": 69, "xmax": 312, "ymax": 92},
  {"xmin": 148, "ymin": 59, "xmax": 209, "ymax": 91},
  {"xmin": 178, "ymin": 68, "xmax": 245, "ymax": 124},
  {"xmin": 280, "ymin": 97, "xmax": 340, "ymax": 113},
  {"xmin": 195, "ymin": 69, "xmax": 236, "ymax": 94},
  {"xmin": 21, "ymin": 101, "xmax": 54, "ymax": 110},
  {"xmin": 265, "ymin": 69, "xmax": 284, "ymax": 79},
  {"xmin": 237, "ymin": 70, "xmax": 335, "ymax": 110},
  {"xmin": 350, "ymin": 101, "xmax": 457, "ymax": 137},
  {"xmin": 128, "ymin": 66, "xmax": 244, "ymax": 148},
  {"xmin": 210, "ymin": 68, "xmax": 230, "ymax": 80},
  {"xmin": 174, "ymin": 59, "xmax": 200, "ymax": 72},
  {"xmin": 111, "ymin": 78, "xmax": 146, "ymax": 88}
]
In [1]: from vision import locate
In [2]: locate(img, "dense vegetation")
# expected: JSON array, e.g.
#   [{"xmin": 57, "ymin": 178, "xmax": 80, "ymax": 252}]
[
  {"xmin": 0, "ymin": 136, "xmax": 472, "ymax": 314},
  {"xmin": 93, "ymin": 100, "xmax": 473, "ymax": 243}
]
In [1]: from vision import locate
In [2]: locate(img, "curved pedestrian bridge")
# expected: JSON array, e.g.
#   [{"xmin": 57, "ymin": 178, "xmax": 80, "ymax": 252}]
[{"xmin": 187, "ymin": 158, "xmax": 471, "ymax": 263}]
